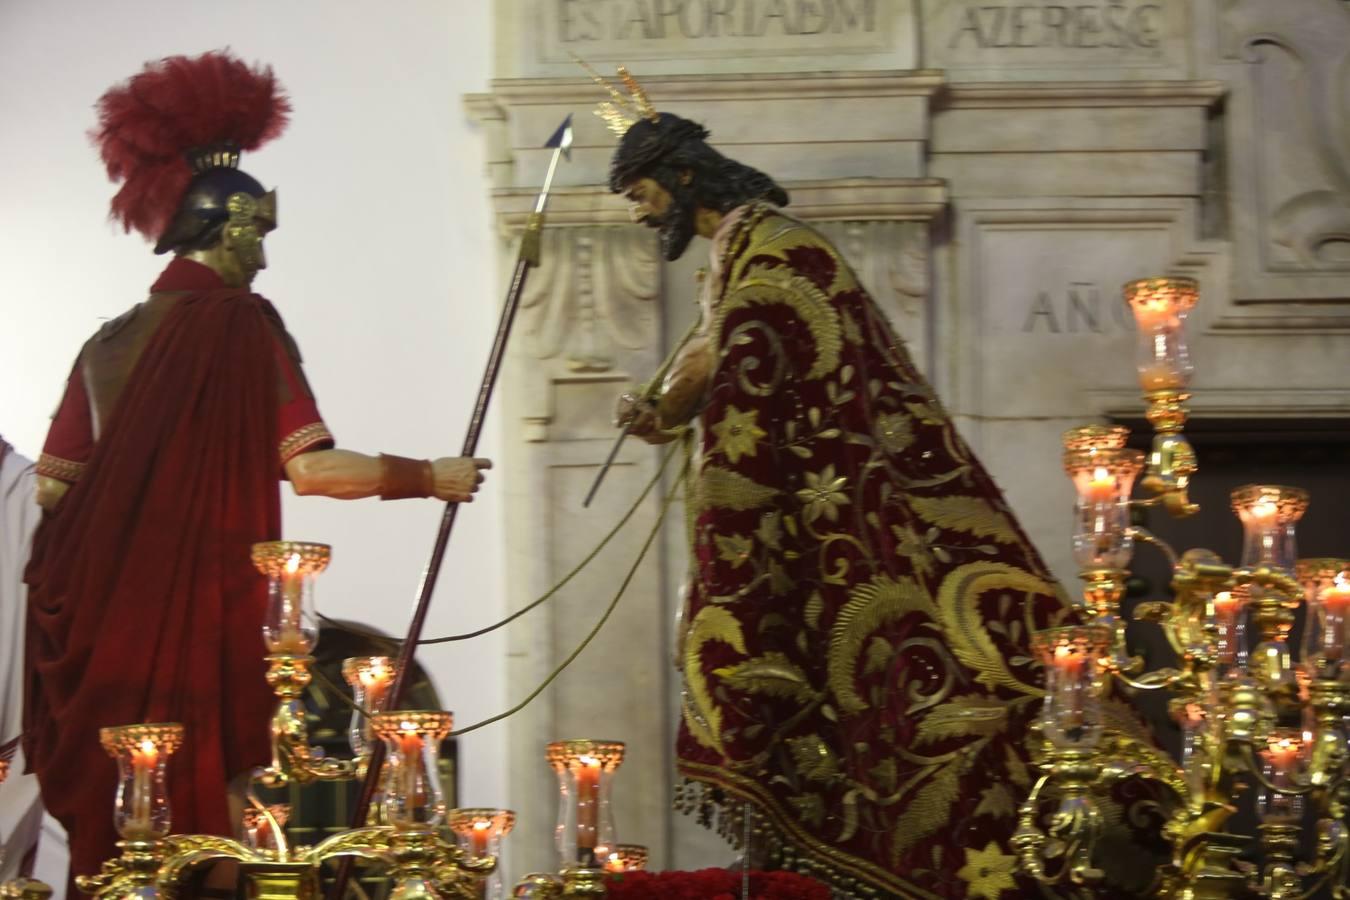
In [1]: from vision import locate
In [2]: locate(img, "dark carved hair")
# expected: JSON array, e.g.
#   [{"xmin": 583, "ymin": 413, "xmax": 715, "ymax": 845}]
[{"xmin": 609, "ymin": 113, "xmax": 788, "ymax": 211}]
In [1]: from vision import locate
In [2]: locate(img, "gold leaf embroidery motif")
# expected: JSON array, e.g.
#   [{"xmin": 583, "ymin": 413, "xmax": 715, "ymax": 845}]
[
  {"xmin": 787, "ymin": 734, "xmax": 840, "ymax": 783},
  {"xmin": 683, "ymin": 606, "xmax": 748, "ymax": 754},
  {"xmin": 699, "ymin": 465, "xmax": 779, "ymax": 511},
  {"xmin": 889, "ymin": 760, "xmax": 962, "ymax": 863},
  {"xmin": 828, "ymin": 575, "xmax": 937, "ymax": 715},
  {"xmin": 713, "ymin": 652, "xmax": 815, "ymax": 702},
  {"xmin": 906, "ymin": 495, "xmax": 1020, "ymax": 544},
  {"xmin": 974, "ymin": 782, "xmax": 1017, "ymax": 821},
  {"xmin": 914, "ymin": 696, "xmax": 1009, "ymax": 747},
  {"xmin": 718, "ymin": 266, "xmax": 842, "ymax": 380},
  {"xmin": 714, "ymin": 532, "xmax": 754, "ymax": 568},
  {"xmin": 937, "ymin": 562, "xmax": 1051, "ymax": 696}
]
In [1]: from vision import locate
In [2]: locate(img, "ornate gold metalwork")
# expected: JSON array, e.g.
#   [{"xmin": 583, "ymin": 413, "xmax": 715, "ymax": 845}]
[
  {"xmin": 573, "ymin": 57, "xmax": 659, "ymax": 137},
  {"xmin": 0, "ymin": 880, "xmax": 53, "ymax": 900},
  {"xmin": 559, "ymin": 867, "xmax": 607, "ymax": 898},
  {"xmin": 257, "ymin": 650, "xmax": 358, "ymax": 787},
  {"xmin": 607, "ymin": 844, "xmax": 648, "ymax": 872},
  {"xmin": 545, "ymin": 740, "xmax": 626, "ymax": 771},
  {"xmin": 1062, "ymin": 424, "xmax": 1129, "ymax": 453},
  {"xmin": 250, "ymin": 541, "xmax": 331, "ymax": 577},
  {"xmin": 1139, "ymin": 392, "xmax": 1198, "ymax": 517},
  {"xmin": 513, "ymin": 874, "xmax": 565, "ymax": 898},
  {"xmin": 99, "ymin": 722, "xmax": 185, "ymax": 756}
]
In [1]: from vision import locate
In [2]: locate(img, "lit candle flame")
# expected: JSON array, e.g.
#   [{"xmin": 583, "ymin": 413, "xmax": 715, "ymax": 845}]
[{"xmin": 285, "ymin": 553, "xmax": 301, "ymax": 575}]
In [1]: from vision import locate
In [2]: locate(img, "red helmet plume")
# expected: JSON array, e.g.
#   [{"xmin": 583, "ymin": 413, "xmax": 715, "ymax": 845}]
[{"xmin": 92, "ymin": 50, "xmax": 291, "ymax": 241}]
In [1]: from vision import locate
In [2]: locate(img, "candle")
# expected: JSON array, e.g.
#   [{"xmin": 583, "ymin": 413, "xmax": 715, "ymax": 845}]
[
  {"xmin": 1320, "ymin": 576, "xmax": 1350, "ymax": 661},
  {"xmin": 1084, "ymin": 466, "xmax": 1117, "ymax": 504},
  {"xmin": 575, "ymin": 756, "xmax": 601, "ymax": 850},
  {"xmin": 1212, "ymin": 591, "xmax": 1242, "ymax": 667},
  {"xmin": 360, "ymin": 662, "xmax": 393, "ymax": 712},
  {"xmin": 1131, "ymin": 297, "xmax": 1175, "ymax": 333},
  {"xmin": 1267, "ymin": 736, "xmax": 1301, "ymax": 778},
  {"xmin": 1138, "ymin": 362, "xmax": 1186, "ymax": 392},
  {"xmin": 279, "ymin": 553, "xmax": 304, "ymax": 652},
  {"xmin": 605, "ymin": 852, "xmax": 625, "ymax": 873},
  {"xmin": 129, "ymin": 738, "xmax": 158, "ymax": 834},
  {"xmin": 1052, "ymin": 643, "xmax": 1086, "ymax": 729},
  {"xmin": 398, "ymin": 725, "xmax": 426, "ymax": 814},
  {"xmin": 471, "ymin": 820, "xmax": 491, "ymax": 858}
]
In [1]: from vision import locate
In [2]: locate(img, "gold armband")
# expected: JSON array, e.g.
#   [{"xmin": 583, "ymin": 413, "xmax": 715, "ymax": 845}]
[{"xmin": 379, "ymin": 453, "xmax": 434, "ymax": 501}]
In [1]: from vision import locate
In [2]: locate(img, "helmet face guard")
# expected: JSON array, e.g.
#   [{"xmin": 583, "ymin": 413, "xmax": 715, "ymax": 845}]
[{"xmin": 153, "ymin": 156, "xmax": 276, "ymax": 257}]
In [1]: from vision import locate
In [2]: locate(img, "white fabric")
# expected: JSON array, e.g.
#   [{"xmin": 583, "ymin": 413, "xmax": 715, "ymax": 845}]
[{"xmin": 0, "ymin": 446, "xmax": 51, "ymax": 885}]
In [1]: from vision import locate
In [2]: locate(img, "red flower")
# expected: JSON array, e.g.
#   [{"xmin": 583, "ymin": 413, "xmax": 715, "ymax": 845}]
[{"xmin": 604, "ymin": 869, "xmax": 830, "ymax": 900}]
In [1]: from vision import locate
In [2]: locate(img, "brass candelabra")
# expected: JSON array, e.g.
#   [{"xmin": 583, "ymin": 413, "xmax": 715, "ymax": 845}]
[
  {"xmin": 54, "ymin": 541, "xmax": 644, "ymax": 900},
  {"xmin": 1014, "ymin": 277, "xmax": 1350, "ymax": 899}
]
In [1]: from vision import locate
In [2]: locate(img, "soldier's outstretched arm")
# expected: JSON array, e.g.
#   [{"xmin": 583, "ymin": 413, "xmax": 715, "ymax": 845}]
[{"xmin": 284, "ymin": 450, "xmax": 490, "ymax": 503}]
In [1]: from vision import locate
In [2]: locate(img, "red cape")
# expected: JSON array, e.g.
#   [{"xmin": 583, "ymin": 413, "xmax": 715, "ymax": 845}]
[{"xmin": 25, "ymin": 259, "xmax": 280, "ymax": 881}]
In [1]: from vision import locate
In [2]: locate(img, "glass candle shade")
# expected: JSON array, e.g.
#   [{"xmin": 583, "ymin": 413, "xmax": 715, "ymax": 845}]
[
  {"xmin": 547, "ymin": 740, "xmax": 625, "ymax": 868},
  {"xmin": 448, "ymin": 808, "xmax": 515, "ymax": 900},
  {"xmin": 252, "ymin": 541, "xmax": 330, "ymax": 655},
  {"xmin": 1212, "ymin": 588, "xmax": 1250, "ymax": 676},
  {"xmin": 372, "ymin": 711, "xmax": 453, "ymax": 829},
  {"xmin": 1032, "ymin": 626, "xmax": 1109, "ymax": 750},
  {"xmin": 241, "ymin": 803, "xmax": 290, "ymax": 853},
  {"xmin": 1123, "ymin": 277, "xmax": 1198, "ymax": 393},
  {"xmin": 99, "ymin": 722, "xmax": 184, "ymax": 840},
  {"xmin": 603, "ymin": 844, "xmax": 649, "ymax": 873},
  {"xmin": 342, "ymin": 656, "xmax": 397, "ymax": 757},
  {"xmin": 1298, "ymin": 560, "xmax": 1350, "ymax": 678},
  {"xmin": 1258, "ymin": 729, "xmax": 1308, "ymax": 824},
  {"xmin": 1231, "ymin": 485, "xmax": 1308, "ymax": 572},
  {"xmin": 1062, "ymin": 442, "xmax": 1144, "ymax": 572}
]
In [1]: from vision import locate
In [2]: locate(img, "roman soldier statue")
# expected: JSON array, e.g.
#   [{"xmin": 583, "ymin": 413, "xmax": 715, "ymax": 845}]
[{"xmin": 23, "ymin": 51, "xmax": 489, "ymax": 890}]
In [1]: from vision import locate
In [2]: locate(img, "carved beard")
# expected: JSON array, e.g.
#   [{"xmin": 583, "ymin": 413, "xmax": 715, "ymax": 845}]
[{"xmin": 650, "ymin": 182, "xmax": 699, "ymax": 262}]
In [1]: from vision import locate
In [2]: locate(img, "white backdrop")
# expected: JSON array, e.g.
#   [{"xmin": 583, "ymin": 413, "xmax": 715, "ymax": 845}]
[{"xmin": 0, "ymin": 0, "xmax": 511, "ymax": 865}]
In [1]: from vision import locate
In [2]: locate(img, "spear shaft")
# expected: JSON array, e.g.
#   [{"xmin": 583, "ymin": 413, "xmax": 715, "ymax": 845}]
[{"xmin": 330, "ymin": 116, "xmax": 573, "ymax": 899}]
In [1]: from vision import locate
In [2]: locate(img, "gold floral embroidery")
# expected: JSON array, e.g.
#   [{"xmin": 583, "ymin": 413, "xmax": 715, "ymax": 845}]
[
  {"xmin": 714, "ymin": 532, "xmax": 754, "ymax": 568},
  {"xmin": 795, "ymin": 465, "xmax": 849, "ymax": 524},
  {"xmin": 279, "ymin": 422, "xmax": 332, "ymax": 464},
  {"xmin": 36, "ymin": 453, "xmax": 85, "ymax": 483},
  {"xmin": 709, "ymin": 405, "xmax": 766, "ymax": 464},
  {"xmin": 957, "ymin": 842, "xmax": 1019, "ymax": 900}
]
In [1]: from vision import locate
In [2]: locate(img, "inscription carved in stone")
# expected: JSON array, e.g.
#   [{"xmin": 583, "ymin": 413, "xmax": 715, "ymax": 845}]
[
  {"xmin": 922, "ymin": 0, "xmax": 1185, "ymax": 75},
  {"xmin": 541, "ymin": 0, "xmax": 900, "ymax": 60}
]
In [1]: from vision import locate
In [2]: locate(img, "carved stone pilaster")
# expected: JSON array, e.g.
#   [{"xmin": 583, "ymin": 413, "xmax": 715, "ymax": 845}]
[{"xmin": 1207, "ymin": 0, "xmax": 1350, "ymax": 312}]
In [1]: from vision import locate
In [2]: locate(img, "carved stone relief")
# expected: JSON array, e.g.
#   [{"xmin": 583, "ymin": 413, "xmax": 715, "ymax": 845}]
[
  {"xmin": 520, "ymin": 225, "xmax": 661, "ymax": 372},
  {"xmin": 1211, "ymin": 0, "xmax": 1350, "ymax": 305}
]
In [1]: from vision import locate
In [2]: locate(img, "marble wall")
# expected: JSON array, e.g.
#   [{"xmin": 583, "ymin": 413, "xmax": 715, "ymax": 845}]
[{"xmin": 472, "ymin": 0, "xmax": 1350, "ymax": 878}]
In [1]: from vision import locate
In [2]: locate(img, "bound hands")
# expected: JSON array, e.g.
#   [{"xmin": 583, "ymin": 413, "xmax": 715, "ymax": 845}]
[{"xmin": 615, "ymin": 332, "xmax": 714, "ymax": 444}]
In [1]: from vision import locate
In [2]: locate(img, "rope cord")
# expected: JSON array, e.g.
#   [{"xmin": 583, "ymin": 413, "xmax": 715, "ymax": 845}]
[
  {"xmin": 315, "ymin": 439, "xmax": 682, "ymax": 646},
  {"xmin": 306, "ymin": 452, "xmax": 690, "ymax": 741},
  {"xmin": 447, "ymin": 454, "xmax": 689, "ymax": 738}
]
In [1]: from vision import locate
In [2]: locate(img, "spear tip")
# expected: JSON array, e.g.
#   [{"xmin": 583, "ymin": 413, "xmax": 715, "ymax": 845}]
[{"xmin": 546, "ymin": 114, "xmax": 574, "ymax": 161}]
